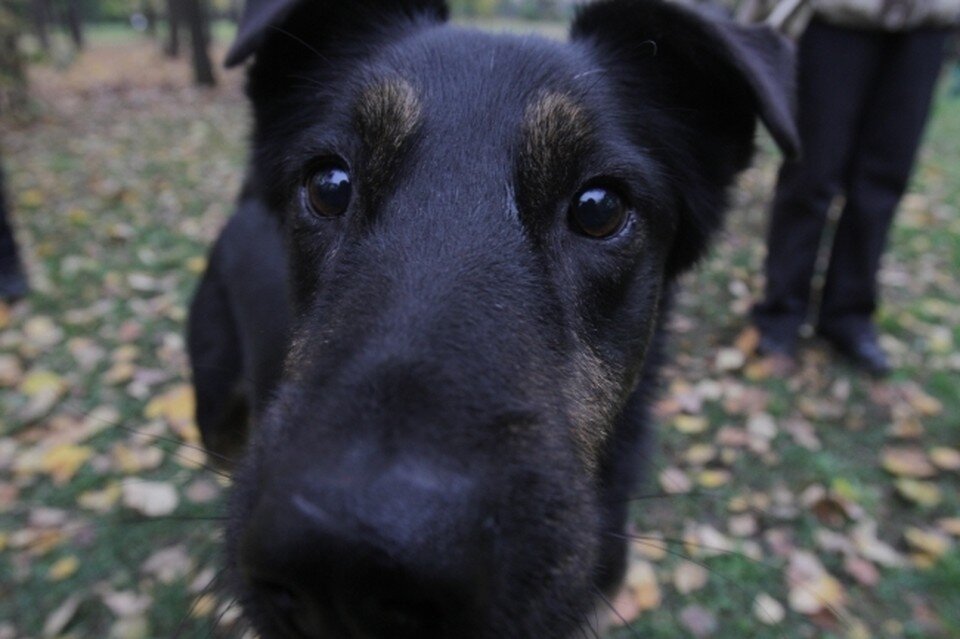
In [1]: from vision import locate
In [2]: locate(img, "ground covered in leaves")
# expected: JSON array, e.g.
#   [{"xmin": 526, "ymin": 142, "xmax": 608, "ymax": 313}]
[{"xmin": 1, "ymin": 31, "xmax": 959, "ymax": 639}]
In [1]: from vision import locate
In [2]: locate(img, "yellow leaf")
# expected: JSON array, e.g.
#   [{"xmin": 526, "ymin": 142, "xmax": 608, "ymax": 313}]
[
  {"xmin": 633, "ymin": 533, "xmax": 668, "ymax": 561},
  {"xmin": 67, "ymin": 207, "xmax": 90, "ymax": 225},
  {"xmin": 19, "ymin": 188, "xmax": 44, "ymax": 208},
  {"xmin": 683, "ymin": 444, "xmax": 717, "ymax": 466},
  {"xmin": 190, "ymin": 594, "xmax": 217, "ymax": 618},
  {"xmin": 895, "ymin": 479, "xmax": 942, "ymax": 508},
  {"xmin": 929, "ymin": 447, "xmax": 960, "ymax": 472},
  {"xmin": 904, "ymin": 527, "xmax": 952, "ymax": 559},
  {"xmin": 786, "ymin": 550, "xmax": 847, "ymax": 616},
  {"xmin": 145, "ymin": 384, "xmax": 193, "ymax": 421},
  {"xmin": 937, "ymin": 518, "xmax": 960, "ymax": 537},
  {"xmin": 626, "ymin": 560, "xmax": 661, "ymax": 612},
  {"xmin": 78, "ymin": 482, "xmax": 122, "ymax": 513},
  {"xmin": 41, "ymin": 445, "xmax": 93, "ymax": 484},
  {"xmin": 697, "ymin": 469, "xmax": 731, "ymax": 489},
  {"xmin": 186, "ymin": 256, "xmax": 207, "ymax": 274},
  {"xmin": 881, "ymin": 447, "xmax": 936, "ymax": 478},
  {"xmin": 905, "ymin": 388, "xmax": 942, "ymax": 417},
  {"xmin": 673, "ymin": 415, "xmax": 708, "ymax": 435},
  {"xmin": 48, "ymin": 555, "xmax": 79, "ymax": 581},
  {"xmin": 20, "ymin": 369, "xmax": 67, "ymax": 397}
]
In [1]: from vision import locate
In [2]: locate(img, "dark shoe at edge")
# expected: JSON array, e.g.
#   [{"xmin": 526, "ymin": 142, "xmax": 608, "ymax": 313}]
[
  {"xmin": 756, "ymin": 332, "xmax": 797, "ymax": 359},
  {"xmin": 819, "ymin": 329, "xmax": 891, "ymax": 378},
  {"xmin": 0, "ymin": 267, "xmax": 29, "ymax": 302}
]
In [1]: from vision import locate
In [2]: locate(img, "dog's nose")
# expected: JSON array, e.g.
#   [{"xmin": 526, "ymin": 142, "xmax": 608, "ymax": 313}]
[{"xmin": 239, "ymin": 461, "xmax": 487, "ymax": 638}]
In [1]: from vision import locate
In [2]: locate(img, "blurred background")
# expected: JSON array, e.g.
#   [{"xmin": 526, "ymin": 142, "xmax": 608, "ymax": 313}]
[{"xmin": 0, "ymin": 1, "xmax": 958, "ymax": 638}]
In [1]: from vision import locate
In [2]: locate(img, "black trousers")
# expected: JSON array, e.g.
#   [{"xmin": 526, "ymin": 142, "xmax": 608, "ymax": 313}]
[
  {"xmin": 0, "ymin": 164, "xmax": 22, "ymax": 275},
  {"xmin": 753, "ymin": 19, "xmax": 949, "ymax": 343}
]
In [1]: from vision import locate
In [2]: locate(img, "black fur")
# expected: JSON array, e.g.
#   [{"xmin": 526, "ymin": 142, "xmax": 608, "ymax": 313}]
[{"xmin": 187, "ymin": 1, "xmax": 797, "ymax": 637}]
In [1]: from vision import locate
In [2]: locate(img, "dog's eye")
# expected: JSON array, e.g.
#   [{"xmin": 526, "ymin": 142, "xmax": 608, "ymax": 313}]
[
  {"xmin": 570, "ymin": 187, "xmax": 627, "ymax": 238},
  {"xmin": 305, "ymin": 166, "xmax": 352, "ymax": 217}
]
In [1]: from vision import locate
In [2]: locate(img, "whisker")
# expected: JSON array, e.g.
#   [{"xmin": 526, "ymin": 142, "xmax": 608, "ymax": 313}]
[{"xmin": 592, "ymin": 586, "xmax": 642, "ymax": 639}]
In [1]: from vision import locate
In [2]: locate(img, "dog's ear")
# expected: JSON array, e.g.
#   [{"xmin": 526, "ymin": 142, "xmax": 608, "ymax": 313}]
[
  {"xmin": 225, "ymin": 0, "xmax": 449, "ymax": 67},
  {"xmin": 572, "ymin": 0, "xmax": 799, "ymax": 274}
]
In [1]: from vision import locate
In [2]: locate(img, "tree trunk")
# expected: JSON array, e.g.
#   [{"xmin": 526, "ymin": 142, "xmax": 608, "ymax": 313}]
[
  {"xmin": 183, "ymin": 0, "xmax": 216, "ymax": 87},
  {"xmin": 0, "ymin": 3, "xmax": 28, "ymax": 114},
  {"xmin": 63, "ymin": 0, "xmax": 84, "ymax": 50},
  {"xmin": 32, "ymin": 0, "xmax": 51, "ymax": 51},
  {"xmin": 145, "ymin": 0, "xmax": 158, "ymax": 37},
  {"xmin": 166, "ymin": 0, "xmax": 181, "ymax": 57}
]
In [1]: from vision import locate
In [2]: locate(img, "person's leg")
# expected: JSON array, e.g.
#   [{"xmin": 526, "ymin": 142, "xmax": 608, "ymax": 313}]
[
  {"xmin": 752, "ymin": 20, "xmax": 882, "ymax": 355},
  {"xmin": 817, "ymin": 28, "xmax": 949, "ymax": 373},
  {"xmin": 0, "ymin": 163, "xmax": 28, "ymax": 301}
]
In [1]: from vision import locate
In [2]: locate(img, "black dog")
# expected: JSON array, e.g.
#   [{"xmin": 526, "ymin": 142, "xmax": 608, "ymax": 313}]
[{"xmin": 187, "ymin": 1, "xmax": 797, "ymax": 636}]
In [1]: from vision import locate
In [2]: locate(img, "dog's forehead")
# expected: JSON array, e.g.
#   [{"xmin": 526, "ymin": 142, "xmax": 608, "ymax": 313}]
[{"xmin": 368, "ymin": 27, "xmax": 600, "ymax": 138}]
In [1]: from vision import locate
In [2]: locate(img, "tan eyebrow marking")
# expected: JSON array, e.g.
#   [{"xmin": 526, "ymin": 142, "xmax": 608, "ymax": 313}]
[
  {"xmin": 354, "ymin": 78, "xmax": 423, "ymax": 199},
  {"xmin": 517, "ymin": 91, "xmax": 594, "ymax": 234}
]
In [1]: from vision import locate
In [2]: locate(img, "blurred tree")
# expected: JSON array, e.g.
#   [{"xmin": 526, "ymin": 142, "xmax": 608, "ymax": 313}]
[
  {"xmin": 0, "ymin": 2, "xmax": 27, "ymax": 114},
  {"xmin": 62, "ymin": 0, "xmax": 84, "ymax": 49},
  {"xmin": 143, "ymin": 0, "xmax": 158, "ymax": 35},
  {"xmin": 166, "ymin": 0, "xmax": 181, "ymax": 57},
  {"xmin": 31, "ymin": 0, "xmax": 51, "ymax": 51},
  {"xmin": 183, "ymin": 0, "xmax": 214, "ymax": 86}
]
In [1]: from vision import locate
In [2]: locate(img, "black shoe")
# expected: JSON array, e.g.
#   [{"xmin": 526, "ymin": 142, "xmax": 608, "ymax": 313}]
[
  {"xmin": 819, "ymin": 327, "xmax": 891, "ymax": 377},
  {"xmin": 756, "ymin": 331, "xmax": 797, "ymax": 359},
  {"xmin": 0, "ymin": 265, "xmax": 28, "ymax": 301}
]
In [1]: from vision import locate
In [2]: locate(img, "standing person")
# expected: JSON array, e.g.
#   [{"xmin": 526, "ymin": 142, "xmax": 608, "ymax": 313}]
[
  {"xmin": 751, "ymin": 0, "xmax": 958, "ymax": 376},
  {"xmin": 0, "ymin": 164, "xmax": 28, "ymax": 301}
]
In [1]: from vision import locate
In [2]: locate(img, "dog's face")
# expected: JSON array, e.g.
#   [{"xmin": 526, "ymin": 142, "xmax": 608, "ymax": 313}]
[{"xmin": 223, "ymin": 1, "xmax": 797, "ymax": 637}]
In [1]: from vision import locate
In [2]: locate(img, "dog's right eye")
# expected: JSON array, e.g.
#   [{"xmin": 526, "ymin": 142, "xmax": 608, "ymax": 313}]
[
  {"xmin": 569, "ymin": 186, "xmax": 628, "ymax": 239},
  {"xmin": 304, "ymin": 166, "xmax": 352, "ymax": 217}
]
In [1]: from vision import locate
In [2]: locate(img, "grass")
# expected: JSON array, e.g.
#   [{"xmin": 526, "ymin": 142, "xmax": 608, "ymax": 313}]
[{"xmin": 0, "ymin": 28, "xmax": 958, "ymax": 639}]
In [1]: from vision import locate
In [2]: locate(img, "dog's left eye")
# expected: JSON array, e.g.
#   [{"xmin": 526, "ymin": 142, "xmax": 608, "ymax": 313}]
[
  {"xmin": 569, "ymin": 187, "xmax": 628, "ymax": 239},
  {"xmin": 304, "ymin": 166, "xmax": 352, "ymax": 217}
]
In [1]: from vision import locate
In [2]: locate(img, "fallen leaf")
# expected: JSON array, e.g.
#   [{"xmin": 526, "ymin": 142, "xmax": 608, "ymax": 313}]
[
  {"xmin": 608, "ymin": 588, "xmax": 640, "ymax": 628},
  {"xmin": 929, "ymin": 447, "xmax": 960, "ymax": 471},
  {"xmin": 697, "ymin": 469, "xmax": 731, "ymax": 489},
  {"xmin": 109, "ymin": 617, "xmax": 150, "ymax": 639},
  {"xmin": 143, "ymin": 545, "xmax": 194, "ymax": 584},
  {"xmin": 673, "ymin": 561, "xmax": 709, "ymax": 594},
  {"xmin": 937, "ymin": 518, "xmax": 960, "ymax": 537},
  {"xmin": 673, "ymin": 414, "xmax": 709, "ymax": 435},
  {"xmin": 42, "ymin": 594, "xmax": 82, "ymax": 638},
  {"xmin": 190, "ymin": 594, "xmax": 217, "ymax": 618},
  {"xmin": 881, "ymin": 447, "xmax": 936, "ymax": 478},
  {"xmin": 45, "ymin": 555, "xmax": 80, "ymax": 583},
  {"xmin": 895, "ymin": 478, "xmax": 942, "ymax": 507},
  {"xmin": 679, "ymin": 604, "xmax": 717, "ymax": 637},
  {"xmin": 843, "ymin": 555, "xmax": 880, "ymax": 587},
  {"xmin": 626, "ymin": 559, "xmax": 661, "ymax": 612},
  {"xmin": 78, "ymin": 482, "xmax": 122, "ymax": 513},
  {"xmin": 659, "ymin": 466, "xmax": 692, "ymax": 495},
  {"xmin": 0, "ymin": 354, "xmax": 23, "ymax": 387},
  {"xmin": 102, "ymin": 591, "xmax": 153, "ymax": 618},
  {"xmin": 121, "ymin": 480, "xmax": 179, "ymax": 517},
  {"xmin": 715, "ymin": 347, "xmax": 745, "ymax": 372},
  {"xmin": 752, "ymin": 592, "xmax": 786, "ymax": 625},
  {"xmin": 41, "ymin": 445, "xmax": 94, "ymax": 484},
  {"xmin": 852, "ymin": 519, "xmax": 905, "ymax": 568},
  {"xmin": 786, "ymin": 550, "xmax": 846, "ymax": 616},
  {"xmin": 904, "ymin": 527, "xmax": 952, "ymax": 560}
]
